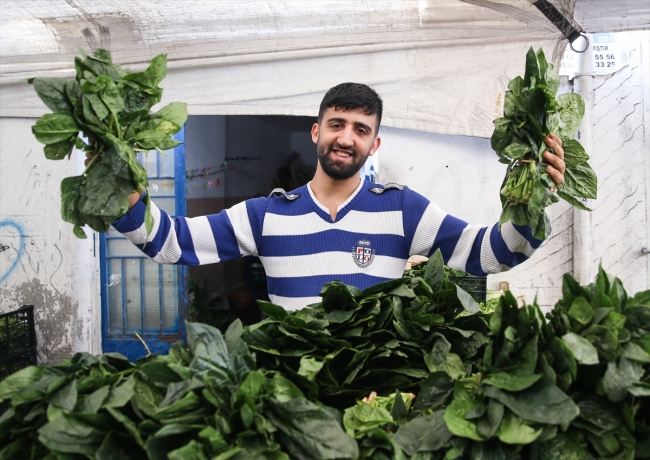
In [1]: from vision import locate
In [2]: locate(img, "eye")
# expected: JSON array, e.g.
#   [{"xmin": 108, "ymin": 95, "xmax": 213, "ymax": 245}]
[{"xmin": 357, "ymin": 128, "xmax": 367, "ymax": 135}]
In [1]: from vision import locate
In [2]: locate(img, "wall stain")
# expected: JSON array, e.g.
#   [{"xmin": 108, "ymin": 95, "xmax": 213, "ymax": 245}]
[{"xmin": 0, "ymin": 277, "xmax": 83, "ymax": 365}]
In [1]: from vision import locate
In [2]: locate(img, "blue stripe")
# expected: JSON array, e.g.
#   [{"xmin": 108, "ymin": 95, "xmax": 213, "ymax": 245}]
[
  {"xmin": 490, "ymin": 223, "xmax": 529, "ymax": 267},
  {"xmin": 430, "ymin": 214, "xmax": 468, "ymax": 262},
  {"xmin": 402, "ymin": 187, "xmax": 430, "ymax": 249},
  {"xmin": 261, "ymin": 231, "xmax": 408, "ymax": 258},
  {"xmin": 465, "ymin": 227, "xmax": 488, "ymax": 276},
  {"xmin": 135, "ymin": 210, "xmax": 172, "ymax": 259},
  {"xmin": 267, "ymin": 273, "xmax": 393, "ymax": 298},
  {"xmin": 112, "ymin": 196, "xmax": 147, "ymax": 233},
  {"xmin": 207, "ymin": 211, "xmax": 241, "ymax": 261},
  {"xmin": 174, "ymin": 218, "xmax": 199, "ymax": 265},
  {"xmin": 513, "ymin": 223, "xmax": 544, "ymax": 249}
]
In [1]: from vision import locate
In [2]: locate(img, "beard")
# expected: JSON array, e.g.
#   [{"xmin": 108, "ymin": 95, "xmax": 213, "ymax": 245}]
[{"xmin": 317, "ymin": 141, "xmax": 371, "ymax": 180}]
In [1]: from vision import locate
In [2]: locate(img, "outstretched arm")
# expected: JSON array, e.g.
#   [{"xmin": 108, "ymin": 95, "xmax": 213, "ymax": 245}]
[
  {"xmin": 112, "ymin": 195, "xmax": 265, "ymax": 266},
  {"xmin": 405, "ymin": 135, "xmax": 565, "ymax": 276}
]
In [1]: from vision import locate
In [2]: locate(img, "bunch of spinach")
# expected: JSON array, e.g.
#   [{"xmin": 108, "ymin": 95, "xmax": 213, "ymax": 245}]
[
  {"xmin": 0, "ymin": 322, "xmax": 358, "ymax": 460},
  {"xmin": 243, "ymin": 250, "xmax": 491, "ymax": 409},
  {"xmin": 541, "ymin": 267, "xmax": 650, "ymax": 459},
  {"xmin": 492, "ymin": 47, "xmax": 597, "ymax": 240},
  {"xmin": 442, "ymin": 293, "xmax": 581, "ymax": 457},
  {"xmin": 30, "ymin": 49, "xmax": 187, "ymax": 238}
]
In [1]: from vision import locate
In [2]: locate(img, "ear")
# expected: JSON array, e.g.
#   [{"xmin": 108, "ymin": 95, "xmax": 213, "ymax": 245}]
[
  {"xmin": 311, "ymin": 123, "xmax": 319, "ymax": 144},
  {"xmin": 368, "ymin": 136, "xmax": 381, "ymax": 157}
]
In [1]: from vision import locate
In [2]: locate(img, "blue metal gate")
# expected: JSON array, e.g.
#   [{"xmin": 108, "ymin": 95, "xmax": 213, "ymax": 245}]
[{"xmin": 100, "ymin": 128, "xmax": 188, "ymax": 361}]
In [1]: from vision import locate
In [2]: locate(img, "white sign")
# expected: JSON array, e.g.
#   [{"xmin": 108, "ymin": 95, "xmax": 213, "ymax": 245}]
[{"xmin": 560, "ymin": 33, "xmax": 629, "ymax": 79}]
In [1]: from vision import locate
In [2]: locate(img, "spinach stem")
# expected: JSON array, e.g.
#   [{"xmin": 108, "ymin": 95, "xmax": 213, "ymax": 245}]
[
  {"xmin": 81, "ymin": 152, "xmax": 99, "ymax": 175},
  {"xmin": 112, "ymin": 112, "xmax": 122, "ymax": 140}
]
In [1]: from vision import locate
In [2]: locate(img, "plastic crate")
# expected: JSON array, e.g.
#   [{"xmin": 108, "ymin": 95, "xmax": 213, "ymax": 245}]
[
  {"xmin": 449, "ymin": 277, "xmax": 487, "ymax": 304},
  {"xmin": 0, "ymin": 305, "xmax": 37, "ymax": 414}
]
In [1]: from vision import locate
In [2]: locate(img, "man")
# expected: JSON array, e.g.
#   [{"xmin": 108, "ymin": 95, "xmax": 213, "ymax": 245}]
[{"xmin": 110, "ymin": 83, "xmax": 566, "ymax": 311}]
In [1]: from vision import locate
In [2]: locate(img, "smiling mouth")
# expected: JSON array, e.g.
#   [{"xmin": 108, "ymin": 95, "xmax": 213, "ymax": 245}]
[{"xmin": 333, "ymin": 149, "xmax": 352, "ymax": 158}]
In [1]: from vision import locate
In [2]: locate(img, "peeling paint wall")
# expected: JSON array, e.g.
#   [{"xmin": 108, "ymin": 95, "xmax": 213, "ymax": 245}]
[
  {"xmin": 587, "ymin": 31, "xmax": 650, "ymax": 294},
  {"xmin": 0, "ymin": 118, "xmax": 100, "ymax": 364}
]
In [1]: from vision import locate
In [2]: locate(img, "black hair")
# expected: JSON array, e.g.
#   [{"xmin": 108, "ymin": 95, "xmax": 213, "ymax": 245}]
[{"xmin": 317, "ymin": 83, "xmax": 383, "ymax": 133}]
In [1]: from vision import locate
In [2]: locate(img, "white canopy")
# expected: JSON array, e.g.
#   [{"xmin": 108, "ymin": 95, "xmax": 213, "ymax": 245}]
[{"xmin": 1, "ymin": 0, "xmax": 648, "ymax": 138}]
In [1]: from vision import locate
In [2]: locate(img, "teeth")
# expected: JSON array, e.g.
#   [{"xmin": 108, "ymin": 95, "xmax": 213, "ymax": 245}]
[{"xmin": 335, "ymin": 151, "xmax": 350, "ymax": 158}]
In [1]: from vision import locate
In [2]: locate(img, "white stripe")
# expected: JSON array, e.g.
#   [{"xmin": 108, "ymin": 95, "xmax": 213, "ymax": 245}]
[
  {"xmin": 409, "ymin": 202, "xmax": 446, "ymax": 256},
  {"xmin": 480, "ymin": 225, "xmax": 508, "ymax": 274},
  {"xmin": 185, "ymin": 216, "xmax": 220, "ymax": 264},
  {"xmin": 122, "ymin": 201, "xmax": 163, "ymax": 245},
  {"xmin": 260, "ymin": 252, "xmax": 407, "ymax": 279},
  {"xmin": 447, "ymin": 224, "xmax": 483, "ymax": 271},
  {"xmin": 226, "ymin": 201, "xmax": 257, "ymax": 256},
  {"xmin": 500, "ymin": 221, "xmax": 534, "ymax": 257},
  {"xmin": 262, "ymin": 210, "xmax": 404, "ymax": 237},
  {"xmin": 151, "ymin": 214, "xmax": 182, "ymax": 264},
  {"xmin": 269, "ymin": 294, "xmax": 321, "ymax": 311}
]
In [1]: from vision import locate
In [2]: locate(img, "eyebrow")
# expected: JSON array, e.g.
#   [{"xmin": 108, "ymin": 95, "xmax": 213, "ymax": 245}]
[{"xmin": 326, "ymin": 117, "xmax": 374, "ymax": 135}]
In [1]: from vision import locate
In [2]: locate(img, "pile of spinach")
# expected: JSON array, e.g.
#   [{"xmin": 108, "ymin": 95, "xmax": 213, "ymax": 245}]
[
  {"xmin": 1, "ymin": 256, "xmax": 647, "ymax": 459},
  {"xmin": 0, "ymin": 322, "xmax": 358, "ymax": 460},
  {"xmin": 30, "ymin": 49, "xmax": 187, "ymax": 238},
  {"xmin": 492, "ymin": 47, "xmax": 597, "ymax": 240}
]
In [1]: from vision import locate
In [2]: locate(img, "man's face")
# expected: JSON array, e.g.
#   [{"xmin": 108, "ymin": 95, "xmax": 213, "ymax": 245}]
[{"xmin": 311, "ymin": 107, "xmax": 381, "ymax": 180}]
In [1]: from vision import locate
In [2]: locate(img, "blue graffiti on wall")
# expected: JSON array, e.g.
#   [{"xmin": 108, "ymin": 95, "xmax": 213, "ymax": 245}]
[{"xmin": 0, "ymin": 219, "xmax": 26, "ymax": 284}]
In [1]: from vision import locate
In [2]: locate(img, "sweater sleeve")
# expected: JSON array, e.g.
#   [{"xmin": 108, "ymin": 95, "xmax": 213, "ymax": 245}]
[
  {"xmin": 111, "ymin": 195, "xmax": 268, "ymax": 265},
  {"xmin": 402, "ymin": 187, "xmax": 545, "ymax": 276}
]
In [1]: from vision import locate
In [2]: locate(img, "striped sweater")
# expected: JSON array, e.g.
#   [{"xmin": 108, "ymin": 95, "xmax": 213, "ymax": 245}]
[{"xmin": 112, "ymin": 180, "xmax": 543, "ymax": 310}]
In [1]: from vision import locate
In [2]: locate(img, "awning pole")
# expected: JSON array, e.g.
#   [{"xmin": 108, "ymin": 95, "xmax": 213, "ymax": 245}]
[{"xmin": 573, "ymin": 73, "xmax": 593, "ymax": 285}]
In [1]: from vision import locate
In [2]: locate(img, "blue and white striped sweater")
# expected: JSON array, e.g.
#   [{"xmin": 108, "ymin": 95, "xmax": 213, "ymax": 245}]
[{"xmin": 112, "ymin": 180, "xmax": 544, "ymax": 310}]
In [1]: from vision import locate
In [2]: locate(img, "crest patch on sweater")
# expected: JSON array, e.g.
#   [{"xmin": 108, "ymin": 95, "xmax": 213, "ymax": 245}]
[{"xmin": 352, "ymin": 239, "xmax": 375, "ymax": 268}]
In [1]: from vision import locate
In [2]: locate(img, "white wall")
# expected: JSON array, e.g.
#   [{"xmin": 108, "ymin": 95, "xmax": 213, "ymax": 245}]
[
  {"xmin": 584, "ymin": 31, "xmax": 649, "ymax": 295},
  {"xmin": 379, "ymin": 127, "xmax": 505, "ymax": 226},
  {"xmin": 0, "ymin": 118, "xmax": 100, "ymax": 364},
  {"xmin": 185, "ymin": 116, "xmax": 227, "ymax": 199}
]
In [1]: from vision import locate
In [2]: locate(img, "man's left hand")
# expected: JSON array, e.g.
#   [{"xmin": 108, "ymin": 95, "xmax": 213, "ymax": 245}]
[{"xmin": 543, "ymin": 133, "xmax": 566, "ymax": 186}]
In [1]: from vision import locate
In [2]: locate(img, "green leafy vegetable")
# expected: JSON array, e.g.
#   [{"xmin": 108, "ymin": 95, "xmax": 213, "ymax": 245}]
[
  {"xmin": 492, "ymin": 47, "xmax": 598, "ymax": 240},
  {"xmin": 1, "ymin": 258, "xmax": 647, "ymax": 459},
  {"xmin": 29, "ymin": 49, "xmax": 187, "ymax": 238}
]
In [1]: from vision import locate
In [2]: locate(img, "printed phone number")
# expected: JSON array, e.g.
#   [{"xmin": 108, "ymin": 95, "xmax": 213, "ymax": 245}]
[{"xmin": 594, "ymin": 53, "xmax": 616, "ymax": 68}]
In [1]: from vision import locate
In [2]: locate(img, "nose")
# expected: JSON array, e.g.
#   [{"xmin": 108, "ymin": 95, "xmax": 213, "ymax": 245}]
[{"xmin": 337, "ymin": 127, "xmax": 354, "ymax": 148}]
